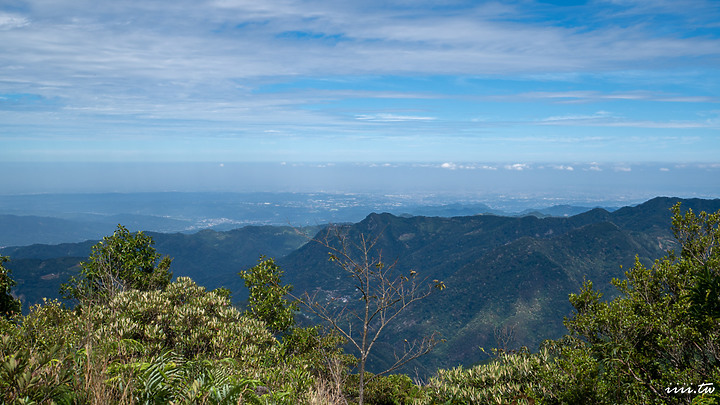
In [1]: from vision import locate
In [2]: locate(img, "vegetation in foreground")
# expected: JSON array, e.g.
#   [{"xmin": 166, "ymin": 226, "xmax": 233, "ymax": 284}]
[{"xmin": 0, "ymin": 203, "xmax": 718, "ymax": 404}]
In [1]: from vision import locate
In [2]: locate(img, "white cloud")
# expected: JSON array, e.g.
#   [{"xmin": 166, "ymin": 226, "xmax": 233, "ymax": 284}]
[
  {"xmin": 505, "ymin": 163, "xmax": 530, "ymax": 171},
  {"xmin": 0, "ymin": 14, "xmax": 30, "ymax": 30},
  {"xmin": 439, "ymin": 163, "xmax": 499, "ymax": 170}
]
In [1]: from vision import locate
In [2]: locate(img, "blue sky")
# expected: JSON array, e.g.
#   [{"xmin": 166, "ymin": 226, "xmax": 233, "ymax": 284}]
[{"xmin": 1, "ymin": 0, "xmax": 719, "ymax": 196}]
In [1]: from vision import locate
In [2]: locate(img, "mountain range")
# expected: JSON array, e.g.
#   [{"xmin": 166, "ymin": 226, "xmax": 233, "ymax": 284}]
[
  {"xmin": 2, "ymin": 196, "xmax": 719, "ymax": 376},
  {"xmin": 0, "ymin": 191, "xmax": 616, "ymax": 246}
]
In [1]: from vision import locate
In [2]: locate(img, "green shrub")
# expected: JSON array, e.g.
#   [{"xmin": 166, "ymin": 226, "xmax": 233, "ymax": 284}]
[
  {"xmin": 345, "ymin": 372, "xmax": 426, "ymax": 405},
  {"xmin": 0, "ymin": 325, "xmax": 76, "ymax": 404},
  {"xmin": 426, "ymin": 347, "xmax": 557, "ymax": 405},
  {"xmin": 108, "ymin": 350, "xmax": 266, "ymax": 404},
  {"xmin": 91, "ymin": 277, "xmax": 275, "ymax": 361}
]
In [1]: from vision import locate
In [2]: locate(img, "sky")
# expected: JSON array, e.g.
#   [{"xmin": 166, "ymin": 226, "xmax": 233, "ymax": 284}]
[{"xmin": 1, "ymin": 0, "xmax": 719, "ymax": 197}]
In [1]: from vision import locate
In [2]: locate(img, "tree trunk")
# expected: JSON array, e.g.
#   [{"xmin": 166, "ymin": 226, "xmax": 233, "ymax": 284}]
[{"xmin": 358, "ymin": 356, "xmax": 365, "ymax": 405}]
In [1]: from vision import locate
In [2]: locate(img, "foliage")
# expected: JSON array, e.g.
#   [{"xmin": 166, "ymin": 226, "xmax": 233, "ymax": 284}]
[
  {"xmin": 0, "ymin": 276, "xmax": 316, "ymax": 403},
  {"xmin": 427, "ymin": 347, "xmax": 557, "ymax": 404},
  {"xmin": 0, "ymin": 256, "xmax": 21, "ymax": 318},
  {"xmin": 93, "ymin": 278, "xmax": 321, "ymax": 403},
  {"xmin": 0, "ymin": 222, "xmax": 363, "ymax": 404},
  {"xmin": 678, "ymin": 206, "xmax": 720, "ymax": 324},
  {"xmin": 109, "ymin": 350, "xmax": 265, "ymax": 404},
  {"xmin": 0, "ymin": 225, "xmax": 363, "ymax": 404},
  {"xmin": 562, "ymin": 203, "xmax": 720, "ymax": 404},
  {"xmin": 422, "ymin": 203, "xmax": 720, "ymax": 405},
  {"xmin": 91, "ymin": 277, "xmax": 276, "ymax": 360},
  {"xmin": 239, "ymin": 256, "xmax": 298, "ymax": 334},
  {"xmin": 0, "ymin": 298, "xmax": 81, "ymax": 404},
  {"xmin": 0, "ymin": 335, "xmax": 76, "ymax": 404},
  {"xmin": 345, "ymin": 372, "xmax": 427, "ymax": 405},
  {"xmin": 280, "ymin": 325, "xmax": 355, "ymax": 378},
  {"xmin": 60, "ymin": 224, "xmax": 172, "ymax": 305}
]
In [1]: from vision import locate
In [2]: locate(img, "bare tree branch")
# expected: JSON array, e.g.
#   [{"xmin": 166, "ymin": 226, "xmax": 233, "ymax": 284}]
[{"xmin": 293, "ymin": 224, "xmax": 443, "ymax": 405}]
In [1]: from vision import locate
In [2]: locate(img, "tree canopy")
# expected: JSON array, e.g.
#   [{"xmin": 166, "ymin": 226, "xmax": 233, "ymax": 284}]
[
  {"xmin": 564, "ymin": 203, "xmax": 720, "ymax": 403},
  {"xmin": 239, "ymin": 256, "xmax": 297, "ymax": 334},
  {"xmin": 0, "ymin": 256, "xmax": 21, "ymax": 318},
  {"xmin": 60, "ymin": 224, "xmax": 172, "ymax": 305}
]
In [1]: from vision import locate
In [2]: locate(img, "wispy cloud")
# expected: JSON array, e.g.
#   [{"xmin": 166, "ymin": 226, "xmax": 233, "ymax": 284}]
[
  {"xmin": 537, "ymin": 111, "xmax": 717, "ymax": 129},
  {"xmin": 512, "ymin": 91, "xmax": 718, "ymax": 104},
  {"xmin": 1, "ymin": 0, "xmax": 719, "ymax": 163},
  {"xmin": 355, "ymin": 113, "xmax": 436, "ymax": 122},
  {"xmin": 0, "ymin": 13, "xmax": 30, "ymax": 30},
  {"xmin": 540, "ymin": 111, "xmax": 614, "ymax": 123}
]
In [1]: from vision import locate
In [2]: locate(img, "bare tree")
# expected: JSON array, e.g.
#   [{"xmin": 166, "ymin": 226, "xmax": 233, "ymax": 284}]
[{"xmin": 296, "ymin": 225, "xmax": 444, "ymax": 405}]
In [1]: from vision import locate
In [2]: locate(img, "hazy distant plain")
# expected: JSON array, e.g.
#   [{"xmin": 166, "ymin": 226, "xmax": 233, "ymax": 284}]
[{"xmin": 2, "ymin": 161, "xmax": 718, "ymax": 203}]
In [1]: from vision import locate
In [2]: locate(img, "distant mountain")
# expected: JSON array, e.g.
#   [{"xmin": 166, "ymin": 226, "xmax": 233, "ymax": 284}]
[
  {"xmin": 2, "ymin": 225, "xmax": 318, "ymax": 310},
  {"xmin": 516, "ymin": 204, "xmax": 616, "ymax": 218},
  {"xmin": 147, "ymin": 225, "xmax": 320, "ymax": 297},
  {"xmin": 0, "ymin": 215, "xmax": 110, "ymax": 246},
  {"xmin": 0, "ymin": 213, "xmax": 193, "ymax": 246},
  {"xmin": 0, "ymin": 192, "xmax": 625, "ymax": 247},
  {"xmin": 397, "ymin": 202, "xmax": 500, "ymax": 217},
  {"xmin": 3, "ymin": 196, "xmax": 719, "ymax": 376}
]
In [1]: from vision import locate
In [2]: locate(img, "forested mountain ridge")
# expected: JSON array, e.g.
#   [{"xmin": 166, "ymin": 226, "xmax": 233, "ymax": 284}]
[
  {"xmin": 0, "ymin": 192, "xmax": 611, "ymax": 247},
  {"xmin": 279, "ymin": 197, "xmax": 720, "ymax": 373}
]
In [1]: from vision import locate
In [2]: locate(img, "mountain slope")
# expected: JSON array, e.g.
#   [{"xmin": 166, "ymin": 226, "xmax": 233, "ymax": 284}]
[
  {"xmin": 2, "ymin": 225, "xmax": 317, "ymax": 309},
  {"xmin": 279, "ymin": 197, "xmax": 720, "ymax": 374}
]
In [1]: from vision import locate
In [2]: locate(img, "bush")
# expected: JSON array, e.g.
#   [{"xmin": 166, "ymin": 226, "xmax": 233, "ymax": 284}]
[
  {"xmin": 91, "ymin": 277, "xmax": 275, "ymax": 361},
  {"xmin": 0, "ymin": 300, "xmax": 79, "ymax": 404},
  {"xmin": 426, "ymin": 347, "xmax": 557, "ymax": 405},
  {"xmin": 345, "ymin": 372, "xmax": 426, "ymax": 405}
]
